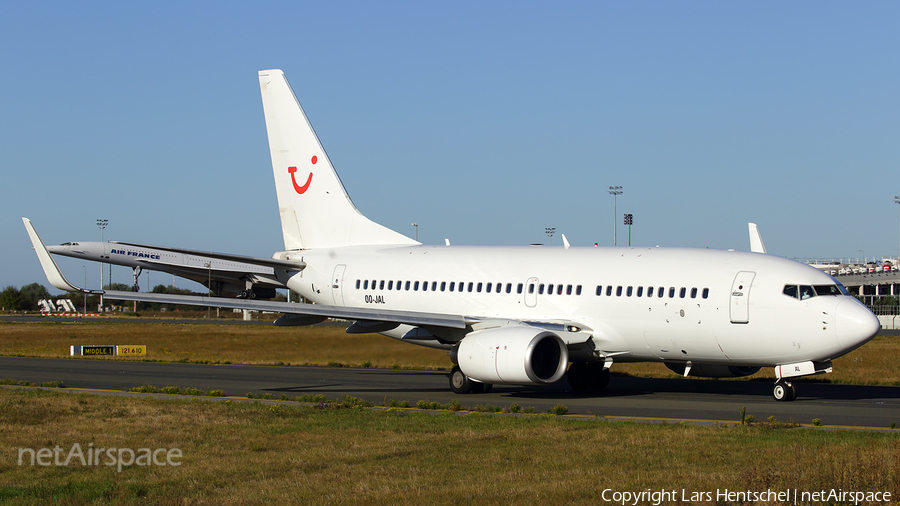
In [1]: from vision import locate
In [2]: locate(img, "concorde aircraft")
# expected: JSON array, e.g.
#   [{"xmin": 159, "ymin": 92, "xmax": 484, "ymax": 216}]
[
  {"xmin": 43, "ymin": 238, "xmax": 290, "ymax": 299},
  {"xmin": 25, "ymin": 69, "xmax": 881, "ymax": 401}
]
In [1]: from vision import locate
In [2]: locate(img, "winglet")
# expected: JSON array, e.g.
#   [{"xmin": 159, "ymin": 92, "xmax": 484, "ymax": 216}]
[
  {"xmin": 22, "ymin": 218, "xmax": 100, "ymax": 293},
  {"xmin": 748, "ymin": 223, "xmax": 767, "ymax": 254},
  {"xmin": 562, "ymin": 234, "xmax": 570, "ymax": 250}
]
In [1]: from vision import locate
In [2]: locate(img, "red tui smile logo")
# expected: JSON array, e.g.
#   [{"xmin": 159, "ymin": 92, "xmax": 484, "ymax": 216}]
[{"xmin": 288, "ymin": 156, "xmax": 316, "ymax": 194}]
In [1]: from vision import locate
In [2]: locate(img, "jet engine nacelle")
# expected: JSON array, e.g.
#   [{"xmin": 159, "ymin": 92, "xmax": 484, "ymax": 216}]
[
  {"xmin": 665, "ymin": 363, "xmax": 761, "ymax": 378},
  {"xmin": 453, "ymin": 326, "xmax": 568, "ymax": 385}
]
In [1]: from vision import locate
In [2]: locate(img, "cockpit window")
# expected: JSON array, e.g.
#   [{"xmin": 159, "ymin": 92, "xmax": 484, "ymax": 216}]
[
  {"xmin": 783, "ymin": 283, "xmax": 845, "ymax": 300},
  {"xmin": 60, "ymin": 242, "xmax": 79, "ymax": 246},
  {"xmin": 814, "ymin": 284, "xmax": 844, "ymax": 296}
]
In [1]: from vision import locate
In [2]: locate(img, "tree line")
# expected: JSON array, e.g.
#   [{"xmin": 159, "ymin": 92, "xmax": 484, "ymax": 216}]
[{"xmin": 1, "ymin": 283, "xmax": 299, "ymax": 312}]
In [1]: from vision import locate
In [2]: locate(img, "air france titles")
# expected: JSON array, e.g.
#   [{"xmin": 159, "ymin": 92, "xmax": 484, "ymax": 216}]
[{"xmin": 110, "ymin": 249, "xmax": 160, "ymax": 260}]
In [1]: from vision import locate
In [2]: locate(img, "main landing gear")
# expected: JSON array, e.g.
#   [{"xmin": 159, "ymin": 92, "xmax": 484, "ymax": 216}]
[
  {"xmin": 566, "ymin": 362, "xmax": 611, "ymax": 391},
  {"xmin": 132, "ymin": 266, "xmax": 142, "ymax": 292},
  {"xmin": 772, "ymin": 379, "xmax": 797, "ymax": 402},
  {"xmin": 449, "ymin": 366, "xmax": 492, "ymax": 394}
]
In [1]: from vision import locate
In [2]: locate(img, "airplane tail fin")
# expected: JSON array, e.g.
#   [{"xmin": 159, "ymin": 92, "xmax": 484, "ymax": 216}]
[
  {"xmin": 748, "ymin": 223, "xmax": 767, "ymax": 254},
  {"xmin": 258, "ymin": 69, "xmax": 418, "ymax": 250}
]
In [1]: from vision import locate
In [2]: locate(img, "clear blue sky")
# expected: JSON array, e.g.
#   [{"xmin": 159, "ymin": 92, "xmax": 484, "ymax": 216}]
[{"xmin": 2, "ymin": 1, "xmax": 899, "ymax": 294}]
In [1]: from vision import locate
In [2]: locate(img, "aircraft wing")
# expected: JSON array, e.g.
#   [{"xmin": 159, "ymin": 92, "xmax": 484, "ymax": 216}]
[
  {"xmin": 101, "ymin": 290, "xmax": 468, "ymax": 329},
  {"xmin": 23, "ymin": 218, "xmax": 104, "ymax": 294},
  {"xmin": 110, "ymin": 241, "xmax": 305, "ymax": 271}
]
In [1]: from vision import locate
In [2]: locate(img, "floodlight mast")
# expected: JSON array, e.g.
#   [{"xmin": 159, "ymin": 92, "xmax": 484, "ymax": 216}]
[
  {"xmin": 96, "ymin": 219, "xmax": 107, "ymax": 311},
  {"xmin": 894, "ymin": 196, "xmax": 900, "ymax": 262},
  {"xmin": 608, "ymin": 186, "xmax": 622, "ymax": 246},
  {"xmin": 545, "ymin": 227, "xmax": 555, "ymax": 246}
]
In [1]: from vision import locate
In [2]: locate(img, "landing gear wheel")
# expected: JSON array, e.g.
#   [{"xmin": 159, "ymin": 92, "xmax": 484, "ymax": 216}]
[
  {"xmin": 595, "ymin": 368, "xmax": 611, "ymax": 391},
  {"xmin": 567, "ymin": 362, "xmax": 611, "ymax": 391},
  {"xmin": 249, "ymin": 291, "xmax": 257, "ymax": 299},
  {"xmin": 773, "ymin": 380, "xmax": 796, "ymax": 402},
  {"xmin": 450, "ymin": 366, "xmax": 478, "ymax": 394}
]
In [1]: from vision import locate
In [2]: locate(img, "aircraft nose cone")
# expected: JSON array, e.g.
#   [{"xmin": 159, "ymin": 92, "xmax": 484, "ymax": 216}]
[{"xmin": 835, "ymin": 298, "xmax": 880, "ymax": 349}]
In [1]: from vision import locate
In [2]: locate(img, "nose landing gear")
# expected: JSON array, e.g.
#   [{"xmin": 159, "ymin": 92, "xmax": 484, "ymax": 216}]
[{"xmin": 772, "ymin": 379, "xmax": 797, "ymax": 402}]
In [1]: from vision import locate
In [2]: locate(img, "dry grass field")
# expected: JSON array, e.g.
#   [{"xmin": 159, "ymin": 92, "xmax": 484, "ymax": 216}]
[
  {"xmin": 0, "ymin": 319, "xmax": 898, "ymax": 385},
  {"xmin": 0, "ymin": 388, "xmax": 898, "ymax": 505}
]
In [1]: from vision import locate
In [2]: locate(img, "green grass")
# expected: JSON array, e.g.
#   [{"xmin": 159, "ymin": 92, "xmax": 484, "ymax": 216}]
[{"xmin": 1, "ymin": 388, "xmax": 898, "ymax": 505}]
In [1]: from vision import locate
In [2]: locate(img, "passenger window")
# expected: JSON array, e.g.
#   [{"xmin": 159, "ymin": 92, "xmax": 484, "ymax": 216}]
[
  {"xmin": 539, "ymin": 284, "xmax": 545, "ymax": 295},
  {"xmin": 388, "ymin": 280, "xmax": 394, "ymax": 290},
  {"xmin": 486, "ymin": 283, "xmax": 492, "ymax": 293},
  {"xmin": 691, "ymin": 287, "xmax": 697, "ymax": 298},
  {"xmin": 626, "ymin": 286, "xmax": 633, "ymax": 297},
  {"xmin": 679, "ymin": 287, "xmax": 686, "ymax": 298},
  {"xmin": 507, "ymin": 283, "xmax": 513, "ymax": 294},
  {"xmin": 637, "ymin": 286, "xmax": 643, "ymax": 297},
  {"xmin": 702, "ymin": 288, "xmax": 709, "ymax": 299},
  {"xmin": 405, "ymin": 281, "xmax": 411, "ymax": 291},
  {"xmin": 576, "ymin": 285, "xmax": 582, "ymax": 295},
  {"xmin": 356, "ymin": 280, "xmax": 360, "ymax": 289},
  {"xmin": 547, "ymin": 284, "xmax": 553, "ymax": 295},
  {"xmin": 616, "ymin": 286, "xmax": 623, "ymax": 296},
  {"xmin": 477, "ymin": 282, "xmax": 483, "ymax": 293},
  {"xmin": 414, "ymin": 281, "xmax": 420, "ymax": 291},
  {"xmin": 364, "ymin": 280, "xmax": 369, "ymax": 290},
  {"xmin": 658, "ymin": 287, "xmax": 665, "ymax": 298},
  {"xmin": 596, "ymin": 285, "xmax": 602, "ymax": 296},
  {"xmin": 526, "ymin": 283, "xmax": 532, "ymax": 294},
  {"xmin": 431, "ymin": 282, "xmax": 437, "ymax": 291},
  {"xmin": 557, "ymin": 285, "xmax": 564, "ymax": 295},
  {"xmin": 441, "ymin": 282, "xmax": 446, "ymax": 292},
  {"xmin": 371, "ymin": 280, "xmax": 376, "ymax": 289},
  {"xmin": 607, "ymin": 286, "xmax": 613, "ymax": 296},
  {"xmin": 423, "ymin": 281, "xmax": 428, "ymax": 292},
  {"xmin": 669, "ymin": 287, "xmax": 675, "ymax": 298},
  {"xmin": 449, "ymin": 282, "xmax": 455, "ymax": 291},
  {"xmin": 647, "ymin": 286, "xmax": 653, "ymax": 298},
  {"xmin": 467, "ymin": 282, "xmax": 474, "ymax": 292}
]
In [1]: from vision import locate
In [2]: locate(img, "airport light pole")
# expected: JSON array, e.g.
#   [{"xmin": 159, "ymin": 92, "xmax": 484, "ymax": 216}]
[
  {"xmin": 82, "ymin": 265, "xmax": 87, "ymax": 314},
  {"xmin": 894, "ymin": 196, "xmax": 900, "ymax": 261},
  {"xmin": 608, "ymin": 186, "xmax": 623, "ymax": 246},
  {"xmin": 97, "ymin": 219, "xmax": 107, "ymax": 311},
  {"xmin": 624, "ymin": 214, "xmax": 633, "ymax": 246},
  {"xmin": 545, "ymin": 227, "xmax": 556, "ymax": 246}
]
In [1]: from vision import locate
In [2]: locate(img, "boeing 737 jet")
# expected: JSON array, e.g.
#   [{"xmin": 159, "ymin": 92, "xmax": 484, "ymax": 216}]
[
  {"xmin": 42, "ymin": 239, "xmax": 291, "ymax": 299},
  {"xmin": 25, "ymin": 69, "xmax": 881, "ymax": 401}
]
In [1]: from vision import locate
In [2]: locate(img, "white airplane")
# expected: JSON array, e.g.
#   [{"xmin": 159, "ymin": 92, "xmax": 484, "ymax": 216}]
[
  {"xmin": 41, "ymin": 238, "xmax": 292, "ymax": 299},
  {"xmin": 25, "ymin": 69, "xmax": 881, "ymax": 401}
]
